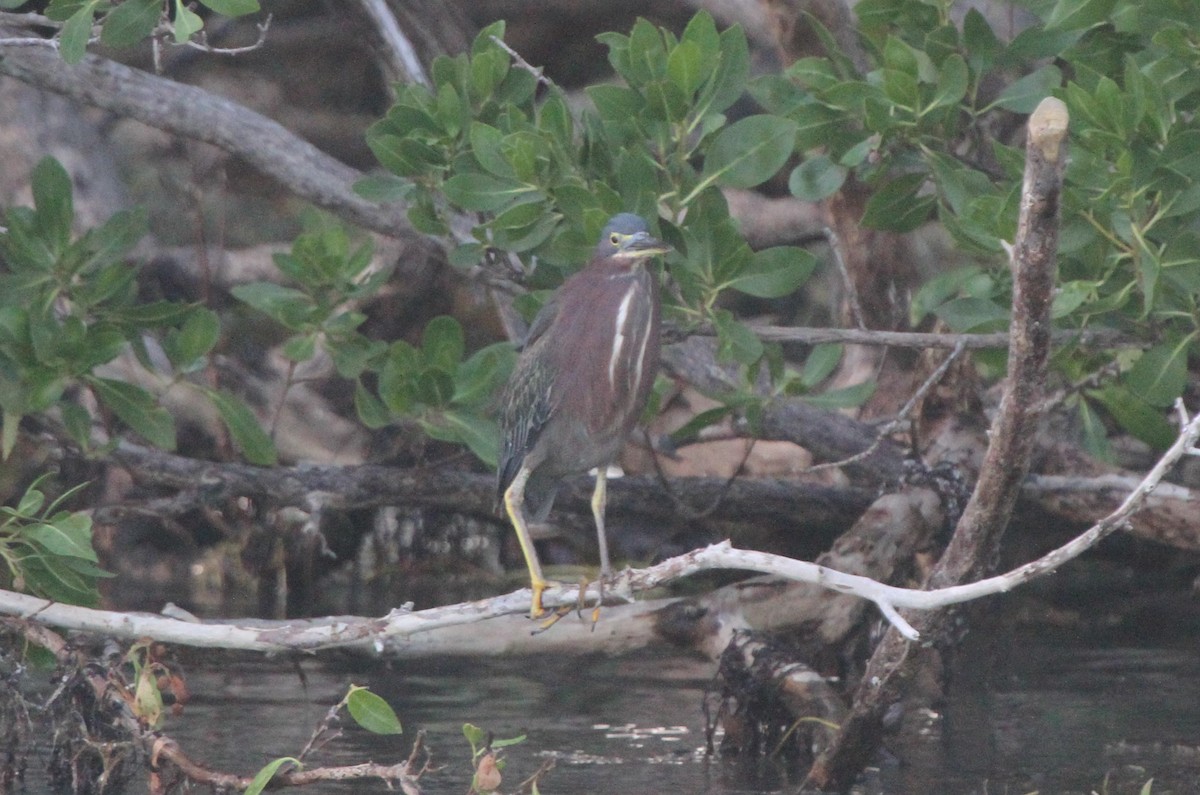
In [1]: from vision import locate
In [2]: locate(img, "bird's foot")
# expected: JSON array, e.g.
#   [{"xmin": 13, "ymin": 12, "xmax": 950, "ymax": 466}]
[
  {"xmin": 532, "ymin": 604, "xmax": 573, "ymax": 634},
  {"xmin": 578, "ymin": 571, "xmax": 610, "ymax": 629},
  {"xmin": 527, "ymin": 579, "xmax": 573, "ymax": 633}
]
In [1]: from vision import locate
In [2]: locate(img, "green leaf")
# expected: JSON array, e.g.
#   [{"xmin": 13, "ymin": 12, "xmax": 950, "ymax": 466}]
[
  {"xmin": 60, "ymin": 0, "xmax": 100, "ymax": 64},
  {"xmin": 434, "ymin": 410, "xmax": 500, "ymax": 467},
  {"xmin": 713, "ymin": 309, "xmax": 763, "ymax": 364},
  {"xmin": 354, "ymin": 381, "xmax": 392, "ymax": 429},
  {"xmin": 422, "ymin": 316, "xmax": 465, "ymax": 374},
  {"xmin": 1, "ymin": 411, "xmax": 19, "ymax": 461},
  {"xmin": 927, "ymin": 54, "xmax": 968, "ymax": 112},
  {"xmin": 667, "ymin": 40, "xmax": 706, "ymax": 96},
  {"xmin": 861, "ymin": 172, "xmax": 935, "ymax": 232},
  {"xmin": 16, "ymin": 552, "xmax": 98, "ymax": 606},
  {"xmin": 1046, "ymin": 0, "xmax": 1119, "ymax": 31},
  {"xmin": 281, "ymin": 334, "xmax": 316, "ymax": 362},
  {"xmin": 345, "ymin": 686, "xmax": 403, "ymax": 735},
  {"xmin": 1125, "ymin": 337, "xmax": 1192, "ymax": 407},
  {"xmin": 708, "ymin": 24, "xmax": 750, "ymax": 113},
  {"xmin": 469, "ymin": 122, "xmax": 514, "ymax": 178},
  {"xmin": 198, "ymin": 0, "xmax": 260, "ymax": 15},
  {"xmin": 100, "ymin": 0, "xmax": 160, "ymax": 49},
  {"xmin": 726, "ymin": 247, "xmax": 816, "ymax": 298},
  {"xmin": 442, "ymin": 174, "xmax": 536, "ymax": 212},
  {"xmin": 788, "ymin": 155, "xmax": 846, "ymax": 201},
  {"xmin": 231, "ymin": 282, "xmax": 312, "ymax": 329},
  {"xmin": 463, "ymin": 723, "xmax": 488, "ymax": 753},
  {"xmin": 164, "ymin": 308, "xmax": 220, "ymax": 369},
  {"xmin": 87, "ymin": 377, "xmax": 176, "ymax": 450},
  {"xmin": 207, "ymin": 390, "xmax": 277, "ymax": 466},
  {"xmin": 1076, "ymin": 396, "xmax": 1112, "ymax": 462},
  {"xmin": 1090, "ymin": 386, "xmax": 1176, "ymax": 450},
  {"xmin": 32, "ymin": 157, "xmax": 74, "ymax": 254},
  {"xmin": 668, "ymin": 405, "xmax": 735, "ymax": 447},
  {"xmin": 801, "ymin": 380, "xmax": 876, "ymax": 409},
  {"xmin": 933, "ymin": 296, "xmax": 1009, "ymax": 332},
  {"xmin": 962, "ymin": 9, "xmax": 1003, "ymax": 71},
  {"xmin": 801, "ymin": 343, "xmax": 842, "ymax": 388},
  {"xmin": 586, "ymin": 84, "xmax": 645, "ymax": 122},
  {"xmin": 701, "ymin": 115, "xmax": 798, "ymax": 190},
  {"xmin": 172, "ymin": 0, "xmax": 203, "ymax": 42},
  {"xmin": 23, "ymin": 517, "xmax": 96, "ymax": 561},
  {"xmin": 16, "ymin": 487, "xmax": 45, "ymax": 518},
  {"xmin": 992, "ymin": 65, "xmax": 1062, "ymax": 113},
  {"xmin": 352, "ymin": 173, "xmax": 412, "ymax": 203},
  {"xmin": 491, "ymin": 733, "xmax": 527, "ymax": 749},
  {"xmin": 454, "ymin": 343, "xmax": 512, "ymax": 406},
  {"xmin": 245, "ymin": 758, "xmax": 300, "ymax": 795}
]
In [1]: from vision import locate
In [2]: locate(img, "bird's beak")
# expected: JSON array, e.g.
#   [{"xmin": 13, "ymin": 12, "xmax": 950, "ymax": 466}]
[{"xmin": 619, "ymin": 230, "xmax": 672, "ymax": 258}]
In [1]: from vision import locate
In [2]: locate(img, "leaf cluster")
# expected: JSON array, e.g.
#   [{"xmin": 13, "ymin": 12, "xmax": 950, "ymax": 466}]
[
  {"xmin": 750, "ymin": 0, "xmax": 1200, "ymax": 453},
  {"xmin": 231, "ymin": 223, "xmax": 514, "ymax": 466},
  {"xmin": 362, "ymin": 17, "xmax": 818, "ymax": 361},
  {"xmin": 0, "ymin": 475, "xmax": 111, "ymax": 606},
  {"xmin": 0, "ymin": 157, "xmax": 278, "ymax": 463}
]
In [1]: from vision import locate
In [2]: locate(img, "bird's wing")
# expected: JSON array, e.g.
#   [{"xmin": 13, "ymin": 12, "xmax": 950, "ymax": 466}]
[
  {"xmin": 497, "ymin": 296, "xmax": 562, "ymax": 500},
  {"xmin": 497, "ymin": 358, "xmax": 556, "ymax": 499},
  {"xmin": 518, "ymin": 294, "xmax": 559, "ymax": 351}
]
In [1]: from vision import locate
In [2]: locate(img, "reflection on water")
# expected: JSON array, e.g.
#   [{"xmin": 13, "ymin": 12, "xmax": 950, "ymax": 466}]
[{"xmin": 15, "ymin": 615, "xmax": 1200, "ymax": 794}]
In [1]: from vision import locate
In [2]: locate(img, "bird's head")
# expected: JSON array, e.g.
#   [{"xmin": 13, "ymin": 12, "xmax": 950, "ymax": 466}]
[{"xmin": 595, "ymin": 213, "xmax": 672, "ymax": 262}]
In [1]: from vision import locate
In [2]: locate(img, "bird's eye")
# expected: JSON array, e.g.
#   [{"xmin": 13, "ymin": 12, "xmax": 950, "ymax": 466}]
[{"xmin": 610, "ymin": 233, "xmax": 621, "ymax": 246}]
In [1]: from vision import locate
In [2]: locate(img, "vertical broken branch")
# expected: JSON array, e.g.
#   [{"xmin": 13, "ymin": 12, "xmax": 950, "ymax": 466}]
[{"xmin": 809, "ymin": 96, "xmax": 1070, "ymax": 789}]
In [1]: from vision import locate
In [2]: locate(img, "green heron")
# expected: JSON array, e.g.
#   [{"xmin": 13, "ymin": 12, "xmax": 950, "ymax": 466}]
[{"xmin": 498, "ymin": 213, "xmax": 671, "ymax": 619}]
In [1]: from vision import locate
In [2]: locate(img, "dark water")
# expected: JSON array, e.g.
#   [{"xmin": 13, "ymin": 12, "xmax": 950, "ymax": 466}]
[
  {"xmin": 13, "ymin": 614, "xmax": 1200, "ymax": 793},
  {"xmin": 150, "ymin": 625, "xmax": 1200, "ymax": 795}
]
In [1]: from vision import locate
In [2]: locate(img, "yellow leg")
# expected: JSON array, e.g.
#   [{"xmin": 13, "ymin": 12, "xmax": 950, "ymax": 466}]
[
  {"xmin": 503, "ymin": 466, "xmax": 548, "ymax": 619},
  {"xmin": 589, "ymin": 468, "xmax": 611, "ymax": 624},
  {"xmin": 591, "ymin": 467, "xmax": 612, "ymax": 578}
]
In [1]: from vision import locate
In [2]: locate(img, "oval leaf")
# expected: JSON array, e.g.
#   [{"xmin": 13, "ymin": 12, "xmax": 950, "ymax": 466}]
[
  {"xmin": 443, "ymin": 174, "xmax": 536, "ymax": 212},
  {"xmin": 207, "ymin": 390, "xmax": 278, "ymax": 466},
  {"xmin": 1125, "ymin": 338, "xmax": 1191, "ymax": 407},
  {"xmin": 346, "ymin": 686, "xmax": 403, "ymax": 735},
  {"xmin": 788, "ymin": 155, "xmax": 847, "ymax": 201},
  {"xmin": 87, "ymin": 377, "xmax": 176, "ymax": 450},
  {"xmin": 702, "ymin": 115, "xmax": 798, "ymax": 189},
  {"xmin": 726, "ymin": 247, "xmax": 816, "ymax": 298},
  {"xmin": 24, "ymin": 516, "xmax": 96, "ymax": 561},
  {"xmin": 100, "ymin": 0, "xmax": 160, "ymax": 49}
]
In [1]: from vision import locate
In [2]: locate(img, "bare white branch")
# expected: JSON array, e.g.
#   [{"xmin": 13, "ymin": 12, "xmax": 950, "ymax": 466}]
[
  {"xmin": 356, "ymin": 0, "xmax": 429, "ymax": 87},
  {"xmin": 2, "ymin": 402, "xmax": 1194, "ymax": 653}
]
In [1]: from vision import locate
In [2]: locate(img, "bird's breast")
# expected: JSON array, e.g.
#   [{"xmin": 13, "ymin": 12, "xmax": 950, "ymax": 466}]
[{"xmin": 549, "ymin": 269, "xmax": 661, "ymax": 438}]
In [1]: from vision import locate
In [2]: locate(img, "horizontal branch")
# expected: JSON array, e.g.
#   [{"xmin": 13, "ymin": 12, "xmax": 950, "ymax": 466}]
[
  {"xmin": 0, "ymin": 36, "xmax": 413, "ymax": 239},
  {"xmin": 747, "ymin": 324, "xmax": 1139, "ymax": 350},
  {"xmin": 100, "ymin": 440, "xmax": 869, "ymax": 530},
  {"xmin": 5, "ymin": 402, "xmax": 1194, "ymax": 654}
]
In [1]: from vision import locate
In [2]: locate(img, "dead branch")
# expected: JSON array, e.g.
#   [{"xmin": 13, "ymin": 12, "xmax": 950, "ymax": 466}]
[
  {"xmin": 809, "ymin": 96, "xmax": 1072, "ymax": 789},
  {"xmin": 4, "ymin": 400, "xmax": 1195, "ymax": 658},
  {"xmin": 0, "ymin": 619, "xmax": 425, "ymax": 792},
  {"xmin": 0, "ymin": 35, "xmax": 414, "ymax": 240}
]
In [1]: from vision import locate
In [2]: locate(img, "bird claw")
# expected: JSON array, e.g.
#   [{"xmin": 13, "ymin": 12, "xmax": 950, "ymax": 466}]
[{"xmin": 531, "ymin": 604, "xmax": 573, "ymax": 634}]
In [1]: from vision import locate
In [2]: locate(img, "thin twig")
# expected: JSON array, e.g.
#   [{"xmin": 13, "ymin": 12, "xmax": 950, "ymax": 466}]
[
  {"xmin": 825, "ymin": 227, "xmax": 865, "ymax": 330},
  {"xmin": 489, "ymin": 35, "xmax": 558, "ymax": 91},
  {"xmin": 806, "ymin": 340, "xmax": 965, "ymax": 474},
  {"xmin": 183, "ymin": 14, "xmax": 272, "ymax": 56}
]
